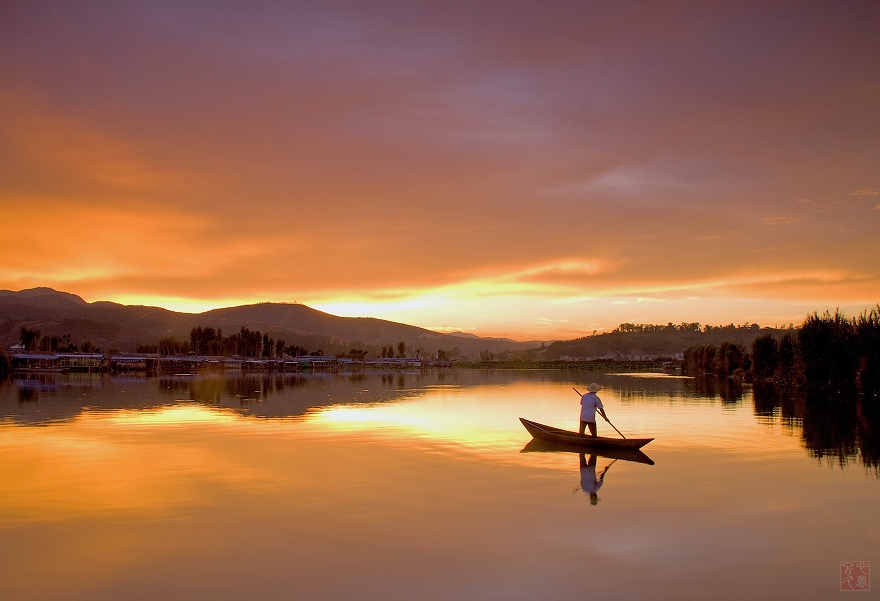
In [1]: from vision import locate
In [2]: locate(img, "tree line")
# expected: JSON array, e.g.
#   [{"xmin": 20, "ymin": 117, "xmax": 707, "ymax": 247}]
[
  {"xmin": 134, "ymin": 326, "xmax": 384, "ymax": 359},
  {"xmin": 12, "ymin": 323, "xmax": 408, "ymax": 360},
  {"xmin": 135, "ymin": 326, "xmax": 310, "ymax": 358},
  {"xmin": 17, "ymin": 328, "xmax": 98, "ymax": 353},
  {"xmin": 684, "ymin": 307, "xmax": 880, "ymax": 399},
  {"xmin": 544, "ymin": 321, "xmax": 769, "ymax": 360},
  {"xmin": 380, "ymin": 342, "xmax": 407, "ymax": 358}
]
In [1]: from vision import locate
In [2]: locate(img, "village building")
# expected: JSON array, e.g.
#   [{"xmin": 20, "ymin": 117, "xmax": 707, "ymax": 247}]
[
  {"xmin": 292, "ymin": 355, "xmax": 339, "ymax": 369},
  {"xmin": 110, "ymin": 354, "xmax": 159, "ymax": 372},
  {"xmin": 11, "ymin": 353, "xmax": 108, "ymax": 372}
]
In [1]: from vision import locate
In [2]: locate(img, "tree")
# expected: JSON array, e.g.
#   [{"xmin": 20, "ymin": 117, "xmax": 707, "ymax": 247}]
[
  {"xmin": 19, "ymin": 327, "xmax": 40, "ymax": 351},
  {"xmin": 775, "ymin": 331, "xmax": 798, "ymax": 384},
  {"xmin": 46, "ymin": 336, "xmax": 61, "ymax": 352},
  {"xmin": 158, "ymin": 337, "xmax": 189, "ymax": 355},
  {"xmin": 855, "ymin": 306, "xmax": 880, "ymax": 398},
  {"xmin": 235, "ymin": 327, "xmax": 263, "ymax": 357},
  {"xmin": 799, "ymin": 310, "xmax": 858, "ymax": 394},
  {"xmin": 751, "ymin": 334, "xmax": 778, "ymax": 381},
  {"xmin": 397, "ymin": 341, "xmax": 405, "ymax": 358},
  {"xmin": 286, "ymin": 344, "xmax": 307, "ymax": 357},
  {"xmin": 718, "ymin": 342, "xmax": 746, "ymax": 377},
  {"xmin": 190, "ymin": 327, "xmax": 201, "ymax": 355}
]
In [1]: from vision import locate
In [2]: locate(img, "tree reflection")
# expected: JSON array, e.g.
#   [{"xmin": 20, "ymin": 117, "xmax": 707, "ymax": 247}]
[
  {"xmin": 752, "ymin": 384, "xmax": 879, "ymax": 474},
  {"xmin": 687, "ymin": 375, "xmax": 744, "ymax": 405},
  {"xmin": 156, "ymin": 374, "xmax": 312, "ymax": 404}
]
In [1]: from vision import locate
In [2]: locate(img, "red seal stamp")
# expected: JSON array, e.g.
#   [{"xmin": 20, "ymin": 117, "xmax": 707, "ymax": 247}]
[{"xmin": 840, "ymin": 561, "xmax": 870, "ymax": 591}]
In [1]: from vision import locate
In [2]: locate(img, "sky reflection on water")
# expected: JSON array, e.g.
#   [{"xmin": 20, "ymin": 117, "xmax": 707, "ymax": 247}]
[{"xmin": 0, "ymin": 370, "xmax": 877, "ymax": 600}]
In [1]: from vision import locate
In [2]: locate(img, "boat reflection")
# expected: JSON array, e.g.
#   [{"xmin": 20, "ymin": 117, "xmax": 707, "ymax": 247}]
[
  {"xmin": 520, "ymin": 438, "xmax": 655, "ymax": 465},
  {"xmin": 521, "ymin": 440, "xmax": 654, "ymax": 505}
]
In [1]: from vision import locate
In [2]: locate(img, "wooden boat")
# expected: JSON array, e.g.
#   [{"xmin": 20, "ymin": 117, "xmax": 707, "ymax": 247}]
[
  {"xmin": 519, "ymin": 418, "xmax": 653, "ymax": 449},
  {"xmin": 520, "ymin": 439, "xmax": 655, "ymax": 465}
]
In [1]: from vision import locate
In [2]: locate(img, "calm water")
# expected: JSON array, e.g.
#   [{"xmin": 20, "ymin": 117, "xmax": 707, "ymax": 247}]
[{"xmin": 0, "ymin": 370, "xmax": 877, "ymax": 600}]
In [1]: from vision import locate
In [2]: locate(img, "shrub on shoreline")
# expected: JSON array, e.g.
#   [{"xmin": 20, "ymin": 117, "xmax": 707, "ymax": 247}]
[{"xmin": 684, "ymin": 306, "xmax": 880, "ymax": 400}]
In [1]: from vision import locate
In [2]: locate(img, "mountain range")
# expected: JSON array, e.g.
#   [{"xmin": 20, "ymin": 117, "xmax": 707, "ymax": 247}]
[{"xmin": 0, "ymin": 288, "xmax": 545, "ymax": 358}]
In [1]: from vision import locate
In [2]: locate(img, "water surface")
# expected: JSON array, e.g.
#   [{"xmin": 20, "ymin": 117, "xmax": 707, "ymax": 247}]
[{"xmin": 1, "ymin": 371, "xmax": 877, "ymax": 600}]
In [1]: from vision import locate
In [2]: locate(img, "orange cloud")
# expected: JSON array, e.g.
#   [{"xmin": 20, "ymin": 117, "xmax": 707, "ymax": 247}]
[
  {"xmin": 0, "ymin": 91, "xmax": 199, "ymax": 195},
  {"xmin": 1, "ymin": 3, "xmax": 878, "ymax": 335},
  {"xmin": 761, "ymin": 216, "xmax": 811, "ymax": 226},
  {"xmin": 0, "ymin": 199, "xmax": 209, "ymax": 286}
]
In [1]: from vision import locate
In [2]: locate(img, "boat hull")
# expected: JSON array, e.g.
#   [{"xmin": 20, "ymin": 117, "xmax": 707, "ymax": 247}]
[{"xmin": 519, "ymin": 418, "xmax": 653, "ymax": 449}]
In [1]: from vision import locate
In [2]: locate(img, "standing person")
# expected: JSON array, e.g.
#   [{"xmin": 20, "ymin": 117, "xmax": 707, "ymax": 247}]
[{"xmin": 579, "ymin": 382, "xmax": 607, "ymax": 436}]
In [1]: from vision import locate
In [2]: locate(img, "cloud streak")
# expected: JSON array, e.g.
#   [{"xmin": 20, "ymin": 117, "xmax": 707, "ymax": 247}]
[{"xmin": 761, "ymin": 216, "xmax": 812, "ymax": 226}]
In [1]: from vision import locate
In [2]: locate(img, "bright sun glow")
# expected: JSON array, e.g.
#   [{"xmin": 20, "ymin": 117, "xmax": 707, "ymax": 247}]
[{"xmin": 104, "ymin": 404, "xmax": 242, "ymax": 426}]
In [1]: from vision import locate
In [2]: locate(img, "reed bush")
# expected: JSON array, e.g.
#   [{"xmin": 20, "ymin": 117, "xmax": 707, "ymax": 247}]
[
  {"xmin": 775, "ymin": 331, "xmax": 800, "ymax": 386},
  {"xmin": 683, "ymin": 343, "xmax": 746, "ymax": 378},
  {"xmin": 692, "ymin": 307, "xmax": 879, "ymax": 401},
  {"xmin": 798, "ymin": 311, "xmax": 859, "ymax": 395},
  {"xmin": 751, "ymin": 333, "xmax": 778, "ymax": 382},
  {"xmin": 855, "ymin": 306, "xmax": 880, "ymax": 400}
]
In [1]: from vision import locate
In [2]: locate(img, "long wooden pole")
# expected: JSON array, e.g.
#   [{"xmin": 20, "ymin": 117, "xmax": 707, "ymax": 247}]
[{"xmin": 573, "ymin": 387, "xmax": 627, "ymax": 440}]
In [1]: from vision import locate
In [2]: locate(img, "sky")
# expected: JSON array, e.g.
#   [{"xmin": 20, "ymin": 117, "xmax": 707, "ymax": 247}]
[{"xmin": 1, "ymin": 1, "xmax": 878, "ymax": 340}]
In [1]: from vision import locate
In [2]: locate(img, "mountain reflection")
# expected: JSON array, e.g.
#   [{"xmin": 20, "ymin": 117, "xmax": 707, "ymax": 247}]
[
  {"xmin": 0, "ymin": 371, "xmax": 441, "ymax": 425},
  {"xmin": 2, "ymin": 370, "xmax": 879, "ymax": 473}
]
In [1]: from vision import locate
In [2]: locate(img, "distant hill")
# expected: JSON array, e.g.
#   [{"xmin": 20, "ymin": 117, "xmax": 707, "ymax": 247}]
[
  {"xmin": 445, "ymin": 331, "xmax": 521, "ymax": 343},
  {"xmin": 539, "ymin": 323, "xmax": 787, "ymax": 361},
  {"xmin": 0, "ymin": 288, "xmax": 543, "ymax": 358},
  {"xmin": 0, "ymin": 287, "xmax": 87, "ymax": 308},
  {"xmin": 0, "ymin": 288, "xmax": 798, "ymax": 361}
]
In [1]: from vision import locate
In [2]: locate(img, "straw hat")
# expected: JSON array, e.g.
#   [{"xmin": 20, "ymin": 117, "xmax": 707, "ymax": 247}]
[{"xmin": 587, "ymin": 382, "xmax": 602, "ymax": 393}]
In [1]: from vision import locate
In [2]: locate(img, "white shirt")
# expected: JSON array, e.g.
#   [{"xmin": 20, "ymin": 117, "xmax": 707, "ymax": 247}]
[
  {"xmin": 580, "ymin": 464, "xmax": 604, "ymax": 495},
  {"xmin": 580, "ymin": 392, "xmax": 604, "ymax": 422}
]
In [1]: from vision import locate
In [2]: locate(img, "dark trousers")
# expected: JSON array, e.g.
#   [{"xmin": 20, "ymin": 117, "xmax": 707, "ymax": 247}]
[
  {"xmin": 579, "ymin": 453, "xmax": 598, "ymax": 467},
  {"xmin": 579, "ymin": 420, "xmax": 597, "ymax": 436}
]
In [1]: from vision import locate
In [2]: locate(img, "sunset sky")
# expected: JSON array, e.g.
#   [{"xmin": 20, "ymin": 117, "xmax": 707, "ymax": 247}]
[{"xmin": 1, "ymin": 1, "xmax": 878, "ymax": 339}]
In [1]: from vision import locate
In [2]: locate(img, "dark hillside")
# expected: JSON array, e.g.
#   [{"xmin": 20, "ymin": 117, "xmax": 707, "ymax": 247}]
[
  {"xmin": 201, "ymin": 303, "xmax": 446, "ymax": 346},
  {"xmin": 0, "ymin": 287, "xmax": 87, "ymax": 308},
  {"xmin": 0, "ymin": 288, "xmax": 542, "ymax": 357}
]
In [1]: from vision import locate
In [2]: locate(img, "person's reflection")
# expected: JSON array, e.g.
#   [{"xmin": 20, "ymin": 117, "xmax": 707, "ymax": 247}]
[{"xmin": 579, "ymin": 453, "xmax": 615, "ymax": 505}]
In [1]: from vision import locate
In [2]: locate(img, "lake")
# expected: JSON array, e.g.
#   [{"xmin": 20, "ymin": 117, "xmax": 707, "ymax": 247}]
[{"xmin": 0, "ymin": 370, "xmax": 877, "ymax": 600}]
